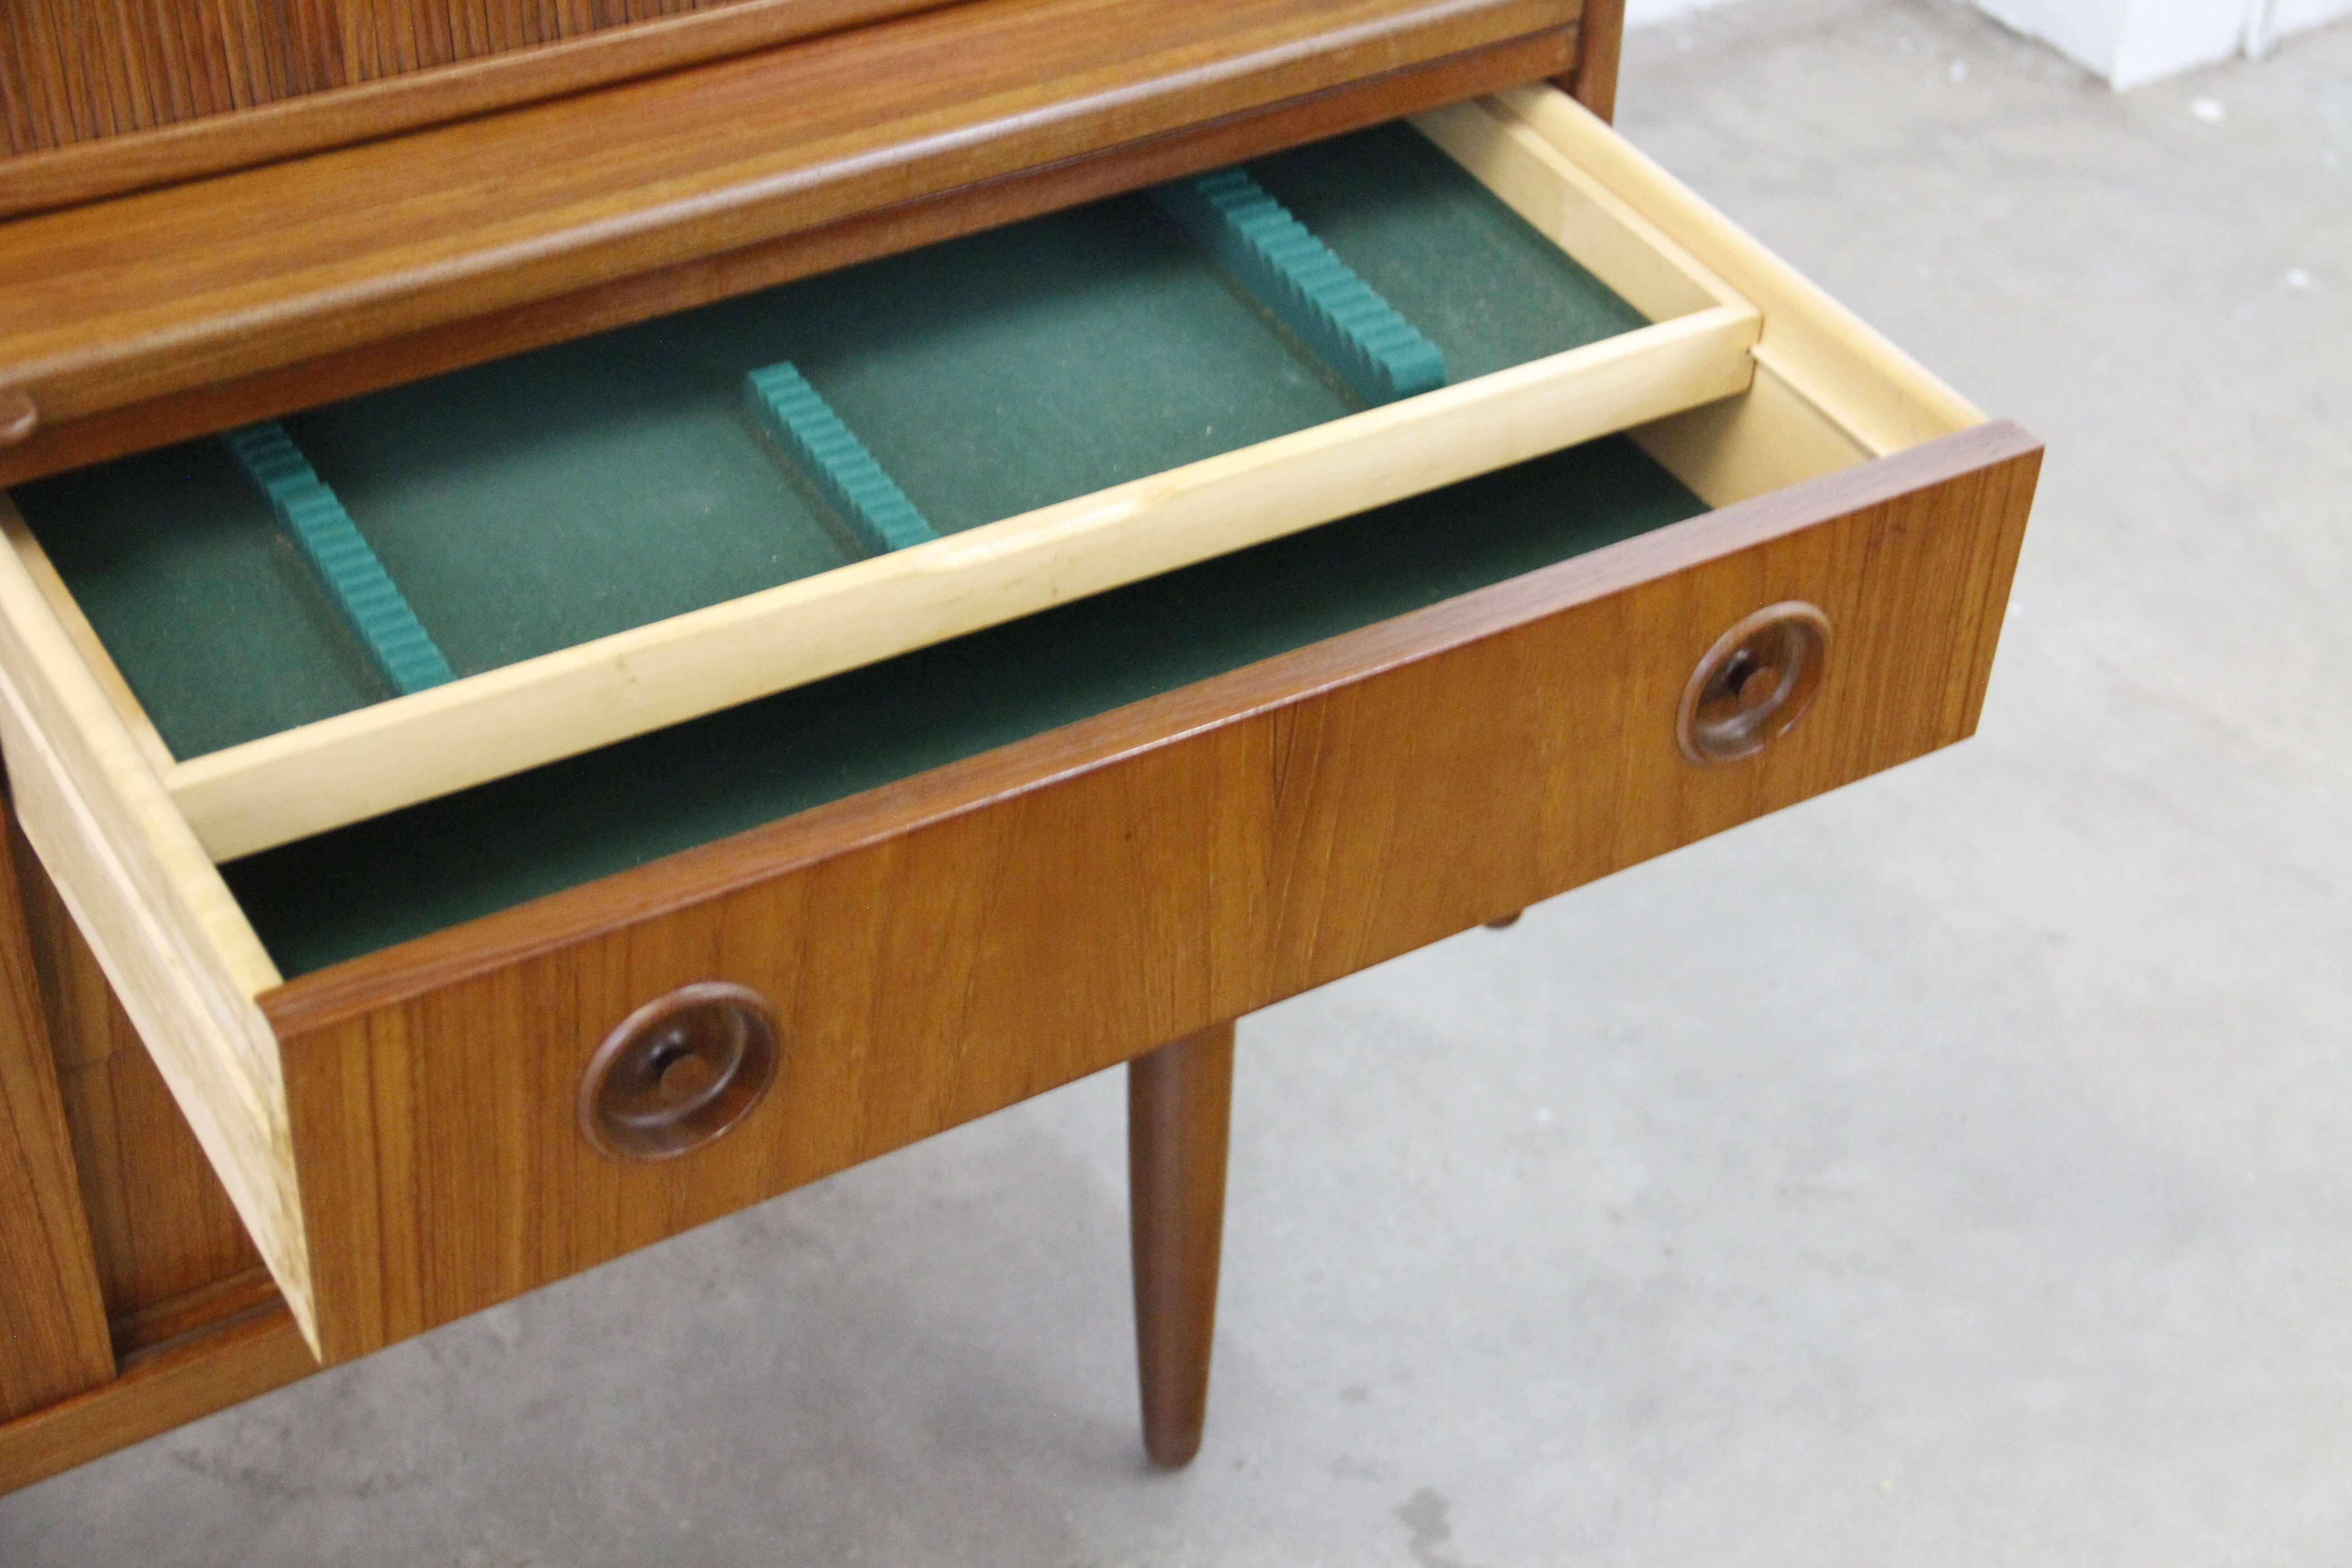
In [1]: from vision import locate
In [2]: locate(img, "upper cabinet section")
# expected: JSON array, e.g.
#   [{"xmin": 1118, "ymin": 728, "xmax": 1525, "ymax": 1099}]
[
  {"xmin": 0, "ymin": 0, "xmax": 941, "ymax": 205},
  {"xmin": 0, "ymin": 0, "xmax": 1583, "ymax": 485}
]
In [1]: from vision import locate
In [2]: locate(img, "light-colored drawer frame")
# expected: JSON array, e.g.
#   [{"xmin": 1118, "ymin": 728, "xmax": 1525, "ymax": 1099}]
[{"xmin": 0, "ymin": 87, "xmax": 2017, "ymax": 1362}]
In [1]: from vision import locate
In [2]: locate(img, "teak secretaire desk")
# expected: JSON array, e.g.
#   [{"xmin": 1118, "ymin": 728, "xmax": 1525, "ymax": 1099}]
[{"xmin": 0, "ymin": 0, "xmax": 2037, "ymax": 1491}]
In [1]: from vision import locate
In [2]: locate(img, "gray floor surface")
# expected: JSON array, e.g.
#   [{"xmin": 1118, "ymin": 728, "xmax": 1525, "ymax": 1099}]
[{"xmin": 5, "ymin": 0, "xmax": 2347, "ymax": 1560}]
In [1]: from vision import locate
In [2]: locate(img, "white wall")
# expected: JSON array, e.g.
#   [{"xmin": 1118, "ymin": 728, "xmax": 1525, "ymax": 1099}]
[
  {"xmin": 1626, "ymin": 0, "xmax": 2352, "ymax": 86},
  {"xmin": 1979, "ymin": 0, "xmax": 2349, "ymax": 86},
  {"xmin": 2261, "ymin": 0, "xmax": 2352, "ymax": 44},
  {"xmin": 1965, "ymin": 0, "xmax": 2137, "ymax": 74}
]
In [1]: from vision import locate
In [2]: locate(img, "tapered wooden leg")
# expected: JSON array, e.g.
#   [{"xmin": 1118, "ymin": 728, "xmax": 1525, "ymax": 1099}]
[{"xmin": 1127, "ymin": 1020, "xmax": 1234, "ymax": 1469}]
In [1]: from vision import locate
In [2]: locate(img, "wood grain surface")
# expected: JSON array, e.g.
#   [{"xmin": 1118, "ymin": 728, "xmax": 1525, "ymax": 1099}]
[
  {"xmin": 1129, "ymin": 1023, "xmax": 1235, "ymax": 1469},
  {"xmin": 13, "ymin": 843, "xmax": 265, "ymax": 1337},
  {"xmin": 0, "ymin": 827, "xmax": 294, "ymax": 1493},
  {"xmin": 0, "ymin": 803, "xmax": 115, "ymax": 1422},
  {"xmin": 0, "ymin": 1, "xmax": 948, "ymax": 214},
  {"xmin": 0, "ymin": 1303, "xmax": 313, "ymax": 1497},
  {"xmin": 1565, "ymin": 0, "xmax": 1622, "ymax": 120},
  {"xmin": 0, "ymin": 4, "xmax": 1655, "ymax": 1482},
  {"xmin": 166, "ymin": 306, "xmax": 1755, "ymax": 861},
  {"xmin": 0, "ymin": 500, "xmax": 314, "ymax": 1348},
  {"xmin": 149, "ymin": 102, "xmax": 1753, "ymax": 864},
  {"xmin": 2, "ymin": 0, "xmax": 767, "ymax": 153},
  {"xmin": 258, "ymin": 421, "xmax": 2038, "ymax": 1362},
  {"xmin": 0, "ymin": 0, "xmax": 1576, "ymax": 456},
  {"xmin": 0, "ymin": 26, "xmax": 1575, "ymax": 488}
]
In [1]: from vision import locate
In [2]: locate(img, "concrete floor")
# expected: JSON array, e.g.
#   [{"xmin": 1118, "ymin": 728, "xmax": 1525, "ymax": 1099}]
[{"xmin": 6, "ymin": 0, "xmax": 2349, "ymax": 1560}]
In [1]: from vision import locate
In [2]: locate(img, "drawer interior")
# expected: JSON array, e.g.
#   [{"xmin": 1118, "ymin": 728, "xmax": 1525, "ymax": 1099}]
[
  {"xmin": 223, "ymin": 434, "xmax": 1704, "ymax": 975},
  {"xmin": 14, "ymin": 125, "xmax": 1648, "ymax": 764},
  {"xmin": 6, "ymin": 108, "xmax": 1762, "ymax": 862},
  {"xmin": 0, "ymin": 77, "xmax": 1998, "ymax": 995}
]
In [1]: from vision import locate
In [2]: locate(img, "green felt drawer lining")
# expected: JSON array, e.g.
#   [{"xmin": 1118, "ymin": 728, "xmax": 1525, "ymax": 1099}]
[
  {"xmin": 225, "ymin": 435, "xmax": 1704, "ymax": 977},
  {"xmin": 12, "ymin": 122, "xmax": 1646, "ymax": 764}
]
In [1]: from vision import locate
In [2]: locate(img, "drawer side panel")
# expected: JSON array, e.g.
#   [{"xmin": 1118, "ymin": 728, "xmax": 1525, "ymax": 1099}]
[
  {"xmin": 15, "ymin": 851, "xmax": 267, "ymax": 1328},
  {"xmin": 0, "ymin": 1306, "xmax": 314, "ymax": 1498},
  {"xmin": 271, "ymin": 421, "xmax": 2037, "ymax": 1362},
  {"xmin": 0, "ymin": 508, "xmax": 318, "ymax": 1354}
]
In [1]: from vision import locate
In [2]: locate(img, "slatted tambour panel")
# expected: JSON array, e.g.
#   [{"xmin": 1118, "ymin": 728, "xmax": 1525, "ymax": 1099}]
[
  {"xmin": 0, "ymin": 0, "xmax": 758, "ymax": 154},
  {"xmin": 10, "ymin": 817, "xmax": 265, "ymax": 1337},
  {"xmin": 0, "ymin": 809, "xmax": 116, "ymax": 1419}
]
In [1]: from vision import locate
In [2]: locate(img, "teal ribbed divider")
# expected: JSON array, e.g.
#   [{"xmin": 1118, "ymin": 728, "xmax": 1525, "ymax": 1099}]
[
  {"xmin": 745, "ymin": 363, "xmax": 938, "ymax": 555},
  {"xmin": 1153, "ymin": 167, "xmax": 1448, "ymax": 406},
  {"xmin": 221, "ymin": 421, "xmax": 454, "ymax": 695}
]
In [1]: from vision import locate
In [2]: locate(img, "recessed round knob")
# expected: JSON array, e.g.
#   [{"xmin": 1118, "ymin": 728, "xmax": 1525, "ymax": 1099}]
[
  {"xmin": 578, "ymin": 982, "xmax": 778, "ymax": 1161},
  {"xmin": 1676, "ymin": 602, "xmax": 1831, "ymax": 765}
]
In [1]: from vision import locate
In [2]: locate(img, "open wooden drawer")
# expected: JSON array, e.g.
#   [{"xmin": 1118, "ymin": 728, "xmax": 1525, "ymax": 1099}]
[{"xmin": 0, "ymin": 86, "xmax": 2036, "ymax": 1363}]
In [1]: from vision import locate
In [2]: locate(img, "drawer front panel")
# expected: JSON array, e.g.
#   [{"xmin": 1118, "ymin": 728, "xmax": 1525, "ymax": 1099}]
[{"xmin": 267, "ymin": 422, "xmax": 2037, "ymax": 1362}]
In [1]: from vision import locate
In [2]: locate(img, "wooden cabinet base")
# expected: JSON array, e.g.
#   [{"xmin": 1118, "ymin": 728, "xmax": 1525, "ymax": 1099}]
[
  {"xmin": 0, "ymin": 1306, "xmax": 314, "ymax": 1497},
  {"xmin": 0, "ymin": 1019, "xmax": 1248, "ymax": 1495}
]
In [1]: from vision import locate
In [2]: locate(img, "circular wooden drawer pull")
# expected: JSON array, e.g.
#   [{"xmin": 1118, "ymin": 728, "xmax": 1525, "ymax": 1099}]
[
  {"xmin": 578, "ymin": 982, "xmax": 778, "ymax": 1161},
  {"xmin": 1676, "ymin": 601, "xmax": 1832, "ymax": 766}
]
